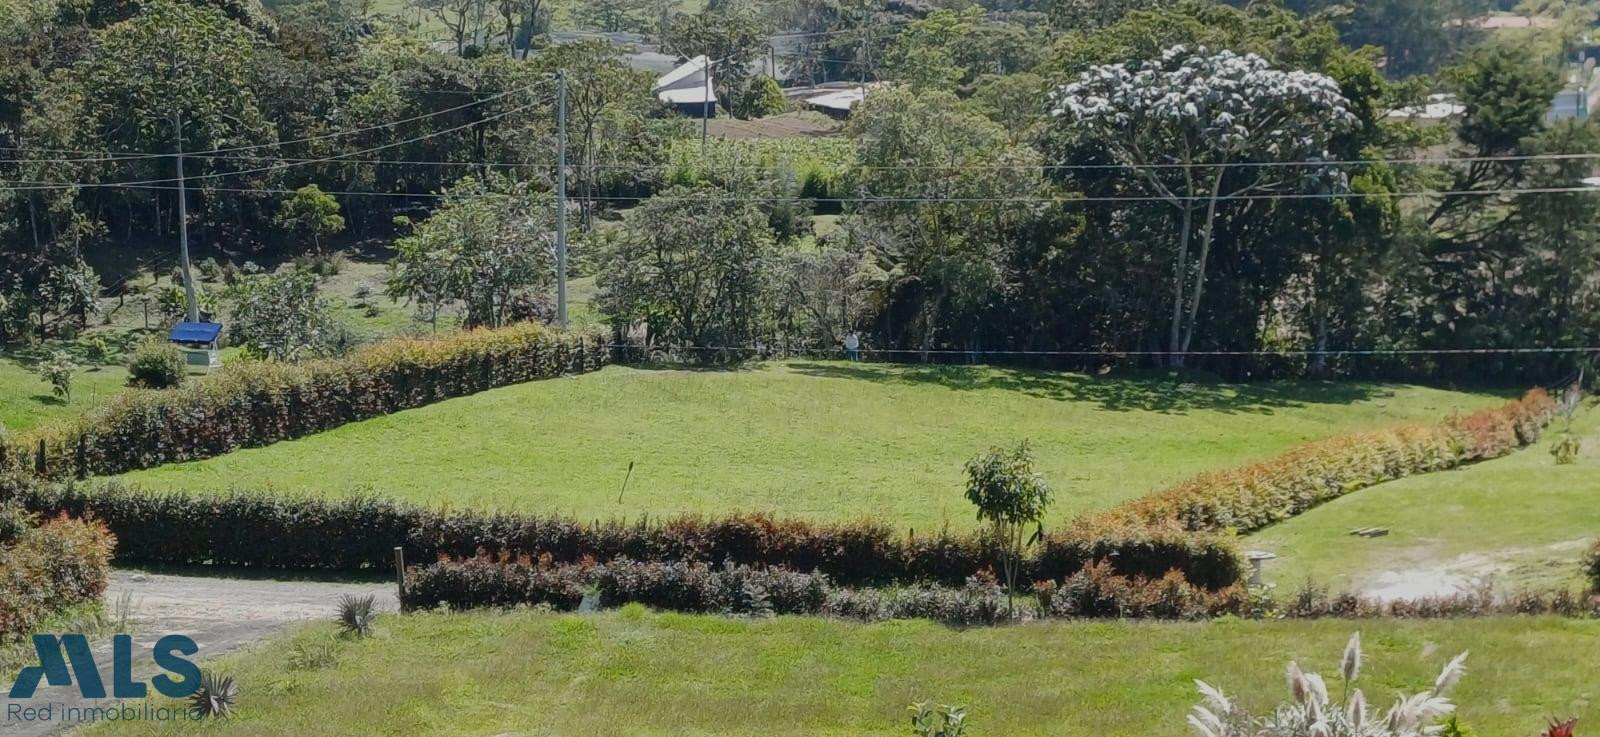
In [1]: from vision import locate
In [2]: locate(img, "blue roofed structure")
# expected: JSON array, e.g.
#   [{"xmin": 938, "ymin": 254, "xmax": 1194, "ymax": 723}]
[{"xmin": 169, "ymin": 321, "xmax": 223, "ymax": 345}]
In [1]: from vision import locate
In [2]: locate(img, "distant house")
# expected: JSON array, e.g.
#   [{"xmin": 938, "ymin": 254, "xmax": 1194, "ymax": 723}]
[
  {"xmin": 654, "ymin": 55, "xmax": 716, "ymax": 118},
  {"xmin": 1386, "ymin": 94, "xmax": 1465, "ymax": 125}
]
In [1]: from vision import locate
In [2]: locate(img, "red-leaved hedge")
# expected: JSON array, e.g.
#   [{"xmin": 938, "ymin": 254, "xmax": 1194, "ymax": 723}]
[
  {"xmin": 8, "ymin": 323, "xmax": 607, "ymax": 478},
  {"xmin": 0, "ymin": 514, "xmax": 115, "ymax": 642},
  {"xmin": 0, "ymin": 477, "xmax": 1245, "ymax": 588},
  {"xmin": 1093, "ymin": 388, "xmax": 1559, "ymax": 533}
]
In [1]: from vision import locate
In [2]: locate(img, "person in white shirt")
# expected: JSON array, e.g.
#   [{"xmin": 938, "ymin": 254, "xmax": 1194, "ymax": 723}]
[{"xmin": 842, "ymin": 331, "xmax": 861, "ymax": 361}]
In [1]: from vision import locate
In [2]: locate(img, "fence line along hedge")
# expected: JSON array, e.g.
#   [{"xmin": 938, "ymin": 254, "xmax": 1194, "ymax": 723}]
[
  {"xmin": 0, "ymin": 513, "xmax": 115, "ymax": 642},
  {"xmin": 0, "ymin": 477, "xmax": 1245, "ymax": 588},
  {"xmin": 1093, "ymin": 388, "xmax": 1560, "ymax": 533},
  {"xmin": 9, "ymin": 323, "xmax": 608, "ymax": 479}
]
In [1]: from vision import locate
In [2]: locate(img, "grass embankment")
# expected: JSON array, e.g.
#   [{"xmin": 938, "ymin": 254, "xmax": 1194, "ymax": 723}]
[
  {"xmin": 1251, "ymin": 405, "xmax": 1600, "ymax": 594},
  {"xmin": 117, "ymin": 362, "xmax": 1499, "ymax": 528},
  {"xmin": 85, "ymin": 608, "xmax": 1598, "ymax": 737}
]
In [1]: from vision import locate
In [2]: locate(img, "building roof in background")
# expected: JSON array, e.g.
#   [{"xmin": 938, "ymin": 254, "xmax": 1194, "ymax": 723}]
[
  {"xmin": 1449, "ymin": 13, "xmax": 1560, "ymax": 30},
  {"xmin": 654, "ymin": 55, "xmax": 714, "ymax": 106},
  {"xmin": 1387, "ymin": 94, "xmax": 1465, "ymax": 121},
  {"xmin": 704, "ymin": 113, "xmax": 842, "ymax": 139},
  {"xmin": 805, "ymin": 86, "xmax": 868, "ymax": 113}
]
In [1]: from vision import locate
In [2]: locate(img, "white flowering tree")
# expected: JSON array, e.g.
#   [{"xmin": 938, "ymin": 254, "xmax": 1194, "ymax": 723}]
[{"xmin": 1052, "ymin": 46, "xmax": 1355, "ymax": 365}]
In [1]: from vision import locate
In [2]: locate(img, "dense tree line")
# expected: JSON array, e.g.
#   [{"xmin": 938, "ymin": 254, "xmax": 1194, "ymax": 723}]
[{"xmin": 0, "ymin": 0, "xmax": 1595, "ymax": 383}]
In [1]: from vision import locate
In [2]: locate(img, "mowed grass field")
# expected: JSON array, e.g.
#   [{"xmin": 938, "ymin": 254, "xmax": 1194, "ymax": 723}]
[
  {"xmin": 1251, "ymin": 405, "xmax": 1600, "ymax": 595},
  {"xmin": 117, "ymin": 362, "xmax": 1501, "ymax": 527},
  {"xmin": 85, "ymin": 609, "xmax": 1598, "ymax": 737}
]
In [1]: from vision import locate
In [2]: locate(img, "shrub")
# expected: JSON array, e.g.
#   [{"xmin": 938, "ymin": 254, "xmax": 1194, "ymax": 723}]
[
  {"xmin": 126, "ymin": 340, "xmax": 187, "ymax": 389},
  {"xmin": 0, "ymin": 514, "xmax": 115, "ymax": 642},
  {"xmin": 1035, "ymin": 561, "xmax": 1249, "ymax": 620},
  {"xmin": 0, "ymin": 478, "xmax": 1245, "ymax": 589},
  {"xmin": 10, "ymin": 323, "xmax": 607, "ymax": 478},
  {"xmin": 597, "ymin": 559, "xmax": 831, "ymax": 616},
  {"xmin": 1098, "ymin": 389, "xmax": 1560, "ymax": 534},
  {"xmin": 403, "ymin": 554, "xmax": 589, "ymax": 612}
]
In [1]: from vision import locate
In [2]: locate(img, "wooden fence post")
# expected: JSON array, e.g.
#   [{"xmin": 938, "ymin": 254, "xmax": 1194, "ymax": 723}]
[
  {"xmin": 75, "ymin": 435, "xmax": 87, "ymax": 480},
  {"xmin": 34, "ymin": 438, "xmax": 46, "ymax": 476},
  {"xmin": 393, "ymin": 546, "xmax": 407, "ymax": 613}
]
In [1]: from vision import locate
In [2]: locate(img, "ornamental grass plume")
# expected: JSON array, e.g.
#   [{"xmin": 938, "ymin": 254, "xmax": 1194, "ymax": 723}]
[{"xmin": 1188, "ymin": 632, "xmax": 1469, "ymax": 737}]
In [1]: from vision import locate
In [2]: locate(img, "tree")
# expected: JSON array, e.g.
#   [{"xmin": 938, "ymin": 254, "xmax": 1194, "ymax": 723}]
[
  {"xmin": 1053, "ymin": 45, "xmax": 1355, "ymax": 365},
  {"xmin": 228, "ymin": 269, "xmax": 338, "ymax": 361},
  {"xmin": 388, "ymin": 175, "xmax": 555, "ymax": 330},
  {"xmin": 963, "ymin": 440, "xmax": 1051, "ymax": 616},
  {"xmin": 881, "ymin": 8, "xmax": 1043, "ymax": 91},
  {"xmin": 661, "ymin": 7, "xmax": 768, "ymax": 111},
  {"xmin": 527, "ymin": 41, "xmax": 656, "ymax": 227},
  {"xmin": 37, "ymin": 351, "xmax": 76, "ymax": 403},
  {"xmin": 414, "ymin": 0, "xmax": 494, "ymax": 56},
  {"xmin": 595, "ymin": 184, "xmax": 777, "ymax": 354},
  {"xmin": 734, "ymin": 75, "xmax": 787, "ymax": 119},
  {"xmin": 847, "ymin": 87, "xmax": 1045, "ymax": 357},
  {"xmin": 277, "ymin": 184, "xmax": 346, "ymax": 255}
]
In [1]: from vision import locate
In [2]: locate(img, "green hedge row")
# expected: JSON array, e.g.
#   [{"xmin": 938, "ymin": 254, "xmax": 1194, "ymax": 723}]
[
  {"xmin": 9, "ymin": 323, "xmax": 608, "ymax": 478},
  {"xmin": 0, "ymin": 478, "xmax": 1245, "ymax": 588},
  {"xmin": 0, "ymin": 513, "xmax": 114, "ymax": 642},
  {"xmin": 1095, "ymin": 388, "xmax": 1560, "ymax": 533}
]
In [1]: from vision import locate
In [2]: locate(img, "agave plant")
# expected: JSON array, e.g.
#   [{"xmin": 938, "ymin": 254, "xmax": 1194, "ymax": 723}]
[
  {"xmin": 189, "ymin": 671, "xmax": 239, "ymax": 719},
  {"xmin": 1188, "ymin": 632, "xmax": 1469, "ymax": 737},
  {"xmin": 336, "ymin": 594, "xmax": 378, "ymax": 638}
]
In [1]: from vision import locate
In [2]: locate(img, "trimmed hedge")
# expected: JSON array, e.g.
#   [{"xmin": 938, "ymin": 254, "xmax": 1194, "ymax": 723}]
[
  {"xmin": 0, "ymin": 513, "xmax": 115, "ymax": 642},
  {"xmin": 401, "ymin": 555, "xmax": 1597, "ymax": 624},
  {"xmin": 9, "ymin": 323, "xmax": 607, "ymax": 478},
  {"xmin": 404, "ymin": 556, "xmax": 1008, "ymax": 625},
  {"xmin": 1095, "ymin": 388, "xmax": 1560, "ymax": 533},
  {"xmin": 0, "ymin": 477, "xmax": 1245, "ymax": 588}
]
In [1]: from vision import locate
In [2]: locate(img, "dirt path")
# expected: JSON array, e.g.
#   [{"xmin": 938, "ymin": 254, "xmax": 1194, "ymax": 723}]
[{"xmin": 2, "ymin": 571, "xmax": 397, "ymax": 736}]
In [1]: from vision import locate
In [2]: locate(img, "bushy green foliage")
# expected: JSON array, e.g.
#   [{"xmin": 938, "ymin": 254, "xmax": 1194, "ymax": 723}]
[
  {"xmin": 663, "ymin": 137, "xmax": 852, "ymax": 200},
  {"xmin": 909, "ymin": 702, "xmax": 968, "ymax": 737},
  {"xmin": 227, "ymin": 269, "xmax": 338, "ymax": 361},
  {"xmin": 10, "ymin": 323, "xmax": 607, "ymax": 477},
  {"xmin": 125, "ymin": 340, "xmax": 187, "ymax": 389},
  {"xmin": 0, "ymin": 514, "xmax": 114, "ymax": 642},
  {"xmin": 1096, "ymin": 389, "xmax": 1560, "ymax": 533}
]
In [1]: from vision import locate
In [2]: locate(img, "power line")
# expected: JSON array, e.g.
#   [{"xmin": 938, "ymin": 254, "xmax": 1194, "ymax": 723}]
[
  {"xmin": 12, "ymin": 97, "xmax": 553, "ymax": 192},
  {"xmin": 605, "ymin": 343, "xmax": 1600, "ymax": 357},
  {"xmin": 0, "ymin": 79, "xmax": 556, "ymax": 166},
  {"xmin": 6, "ymin": 181, "xmax": 1600, "ymax": 204},
  {"xmin": 8, "ymin": 149, "xmax": 1600, "ymax": 172}
]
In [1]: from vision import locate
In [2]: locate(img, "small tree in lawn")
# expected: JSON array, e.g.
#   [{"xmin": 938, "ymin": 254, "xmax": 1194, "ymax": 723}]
[
  {"xmin": 277, "ymin": 184, "xmax": 345, "ymax": 256},
  {"xmin": 964, "ymin": 440, "xmax": 1051, "ymax": 616},
  {"xmin": 37, "ymin": 351, "xmax": 77, "ymax": 403},
  {"xmin": 227, "ymin": 269, "xmax": 337, "ymax": 361}
]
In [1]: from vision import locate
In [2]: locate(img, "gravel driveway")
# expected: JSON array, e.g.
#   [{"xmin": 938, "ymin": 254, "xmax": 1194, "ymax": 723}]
[{"xmin": 2, "ymin": 571, "xmax": 398, "ymax": 736}]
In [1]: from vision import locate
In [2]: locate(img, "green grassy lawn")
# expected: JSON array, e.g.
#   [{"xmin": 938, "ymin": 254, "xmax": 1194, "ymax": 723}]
[
  {"xmin": 1250, "ymin": 406, "xmax": 1600, "ymax": 596},
  {"xmin": 0, "ymin": 348, "xmax": 130, "ymax": 432},
  {"xmin": 84, "ymin": 609, "xmax": 1598, "ymax": 737},
  {"xmin": 117, "ymin": 363, "xmax": 1499, "ymax": 528}
]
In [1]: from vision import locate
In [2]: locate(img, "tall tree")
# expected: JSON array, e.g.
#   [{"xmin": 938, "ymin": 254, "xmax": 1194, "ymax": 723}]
[{"xmin": 1052, "ymin": 45, "xmax": 1355, "ymax": 365}]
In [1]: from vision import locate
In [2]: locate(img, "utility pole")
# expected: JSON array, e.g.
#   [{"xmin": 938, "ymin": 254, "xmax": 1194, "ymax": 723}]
[
  {"xmin": 701, "ymin": 56, "xmax": 712, "ymax": 152},
  {"xmin": 173, "ymin": 110, "xmax": 199, "ymax": 324},
  {"xmin": 555, "ymin": 69, "xmax": 568, "ymax": 328}
]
